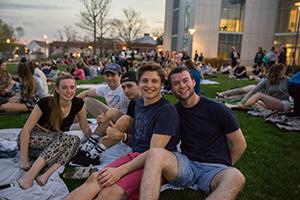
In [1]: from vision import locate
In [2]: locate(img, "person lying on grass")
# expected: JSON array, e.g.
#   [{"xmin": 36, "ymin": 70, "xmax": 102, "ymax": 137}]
[
  {"xmin": 218, "ymin": 64, "xmax": 291, "ymax": 113},
  {"xmin": 237, "ymin": 63, "xmax": 291, "ymax": 112}
]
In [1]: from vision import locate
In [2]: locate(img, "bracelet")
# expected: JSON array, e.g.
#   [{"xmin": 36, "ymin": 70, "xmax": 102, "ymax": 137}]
[{"xmin": 122, "ymin": 133, "xmax": 128, "ymax": 143}]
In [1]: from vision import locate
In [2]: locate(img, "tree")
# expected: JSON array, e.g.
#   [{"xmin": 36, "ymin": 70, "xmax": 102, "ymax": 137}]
[
  {"xmin": 54, "ymin": 30, "xmax": 64, "ymax": 41},
  {"xmin": 151, "ymin": 28, "xmax": 164, "ymax": 45},
  {"xmin": 55, "ymin": 25, "xmax": 78, "ymax": 54},
  {"xmin": 0, "ymin": 19, "xmax": 15, "ymax": 43},
  {"xmin": 63, "ymin": 25, "xmax": 78, "ymax": 42},
  {"xmin": 15, "ymin": 27, "xmax": 25, "ymax": 41},
  {"xmin": 111, "ymin": 8, "xmax": 145, "ymax": 49},
  {"xmin": 77, "ymin": 0, "xmax": 111, "ymax": 57}
]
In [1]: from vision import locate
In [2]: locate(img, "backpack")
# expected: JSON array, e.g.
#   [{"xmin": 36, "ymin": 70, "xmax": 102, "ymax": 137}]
[{"xmin": 288, "ymin": 71, "xmax": 300, "ymax": 86}]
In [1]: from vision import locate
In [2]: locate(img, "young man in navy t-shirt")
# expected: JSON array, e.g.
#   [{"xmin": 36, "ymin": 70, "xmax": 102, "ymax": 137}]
[
  {"xmin": 66, "ymin": 63, "xmax": 179, "ymax": 200},
  {"xmin": 140, "ymin": 67, "xmax": 247, "ymax": 200}
]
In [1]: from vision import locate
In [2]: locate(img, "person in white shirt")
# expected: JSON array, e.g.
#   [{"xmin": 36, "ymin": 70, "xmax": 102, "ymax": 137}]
[{"xmin": 77, "ymin": 63, "xmax": 129, "ymax": 136}]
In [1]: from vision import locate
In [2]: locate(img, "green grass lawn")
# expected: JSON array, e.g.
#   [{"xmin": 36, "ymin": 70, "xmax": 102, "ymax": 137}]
[{"xmin": 0, "ymin": 67, "xmax": 299, "ymax": 200}]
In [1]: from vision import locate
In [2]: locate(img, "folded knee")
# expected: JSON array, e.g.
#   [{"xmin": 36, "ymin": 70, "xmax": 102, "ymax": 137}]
[
  {"xmin": 99, "ymin": 185, "xmax": 126, "ymax": 199},
  {"xmin": 106, "ymin": 108, "xmax": 122, "ymax": 122},
  {"xmin": 147, "ymin": 148, "xmax": 168, "ymax": 162},
  {"xmin": 230, "ymin": 168, "xmax": 246, "ymax": 187}
]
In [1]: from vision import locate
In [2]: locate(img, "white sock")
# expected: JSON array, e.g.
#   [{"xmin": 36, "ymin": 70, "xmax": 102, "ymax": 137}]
[
  {"xmin": 89, "ymin": 143, "xmax": 106, "ymax": 159},
  {"xmin": 81, "ymin": 136, "xmax": 99, "ymax": 152}
]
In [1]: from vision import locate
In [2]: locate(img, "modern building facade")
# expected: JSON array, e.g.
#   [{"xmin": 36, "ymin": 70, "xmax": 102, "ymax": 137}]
[{"xmin": 164, "ymin": 0, "xmax": 300, "ymax": 66}]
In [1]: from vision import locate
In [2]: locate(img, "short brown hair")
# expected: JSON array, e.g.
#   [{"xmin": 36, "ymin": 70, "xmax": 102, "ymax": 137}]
[
  {"xmin": 168, "ymin": 66, "xmax": 193, "ymax": 88},
  {"xmin": 137, "ymin": 61, "xmax": 165, "ymax": 83}
]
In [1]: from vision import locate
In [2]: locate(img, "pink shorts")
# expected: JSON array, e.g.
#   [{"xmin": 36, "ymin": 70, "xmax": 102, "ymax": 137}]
[{"xmin": 106, "ymin": 152, "xmax": 142, "ymax": 200}]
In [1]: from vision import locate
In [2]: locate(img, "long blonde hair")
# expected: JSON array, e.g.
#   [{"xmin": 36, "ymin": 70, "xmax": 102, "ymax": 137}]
[
  {"xmin": 49, "ymin": 73, "xmax": 75, "ymax": 131},
  {"xmin": 18, "ymin": 63, "xmax": 36, "ymax": 98}
]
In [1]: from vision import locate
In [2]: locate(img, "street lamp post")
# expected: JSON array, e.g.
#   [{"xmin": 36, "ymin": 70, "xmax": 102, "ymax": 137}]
[
  {"xmin": 43, "ymin": 34, "xmax": 48, "ymax": 58},
  {"xmin": 188, "ymin": 28, "xmax": 196, "ymax": 58},
  {"xmin": 293, "ymin": 2, "xmax": 300, "ymax": 66}
]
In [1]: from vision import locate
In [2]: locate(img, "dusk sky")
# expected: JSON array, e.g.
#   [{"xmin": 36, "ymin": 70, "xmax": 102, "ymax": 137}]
[{"xmin": 0, "ymin": 0, "xmax": 166, "ymax": 43}]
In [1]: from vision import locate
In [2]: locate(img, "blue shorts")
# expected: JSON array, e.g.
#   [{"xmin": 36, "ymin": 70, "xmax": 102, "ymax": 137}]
[{"xmin": 169, "ymin": 152, "xmax": 231, "ymax": 193}]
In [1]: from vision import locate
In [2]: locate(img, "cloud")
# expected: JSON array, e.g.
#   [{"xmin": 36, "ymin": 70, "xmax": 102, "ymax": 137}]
[
  {"xmin": 22, "ymin": 21, "xmax": 36, "ymax": 27},
  {"xmin": 0, "ymin": 2, "xmax": 64, "ymax": 10}
]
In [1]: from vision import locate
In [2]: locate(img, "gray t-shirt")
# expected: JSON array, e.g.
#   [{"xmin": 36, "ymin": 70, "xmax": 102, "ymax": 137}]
[{"xmin": 241, "ymin": 77, "xmax": 290, "ymax": 104}]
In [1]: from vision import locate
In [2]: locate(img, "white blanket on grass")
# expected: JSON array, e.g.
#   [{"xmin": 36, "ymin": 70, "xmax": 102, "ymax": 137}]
[
  {"xmin": 0, "ymin": 128, "xmax": 191, "ymax": 199},
  {"xmin": 0, "ymin": 158, "xmax": 68, "ymax": 200}
]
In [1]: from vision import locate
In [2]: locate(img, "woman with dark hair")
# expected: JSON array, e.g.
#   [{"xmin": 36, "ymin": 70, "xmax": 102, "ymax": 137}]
[
  {"xmin": 17, "ymin": 73, "xmax": 91, "ymax": 189},
  {"xmin": 238, "ymin": 63, "xmax": 290, "ymax": 112},
  {"xmin": 185, "ymin": 59, "xmax": 201, "ymax": 95},
  {"xmin": 0, "ymin": 58, "xmax": 20, "ymax": 103},
  {"xmin": 0, "ymin": 62, "xmax": 46, "ymax": 112}
]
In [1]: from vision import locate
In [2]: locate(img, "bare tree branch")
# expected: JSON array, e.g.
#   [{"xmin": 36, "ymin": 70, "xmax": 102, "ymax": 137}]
[
  {"xmin": 110, "ymin": 8, "xmax": 146, "ymax": 48},
  {"xmin": 77, "ymin": 0, "xmax": 111, "ymax": 57}
]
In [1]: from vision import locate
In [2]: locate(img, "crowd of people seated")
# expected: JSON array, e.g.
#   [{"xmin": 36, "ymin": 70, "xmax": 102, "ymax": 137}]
[{"xmin": 1, "ymin": 44, "xmax": 299, "ymax": 200}]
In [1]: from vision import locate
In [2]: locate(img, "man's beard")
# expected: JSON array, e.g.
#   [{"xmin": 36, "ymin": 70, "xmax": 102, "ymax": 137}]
[{"xmin": 174, "ymin": 87, "xmax": 195, "ymax": 101}]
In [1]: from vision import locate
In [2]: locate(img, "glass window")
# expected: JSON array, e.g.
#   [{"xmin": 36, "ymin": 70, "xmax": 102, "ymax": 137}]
[
  {"xmin": 219, "ymin": 0, "xmax": 245, "ymax": 32},
  {"xmin": 172, "ymin": 10, "xmax": 179, "ymax": 35},
  {"xmin": 184, "ymin": 0, "xmax": 191, "ymax": 33},
  {"xmin": 183, "ymin": 35, "xmax": 189, "ymax": 51},
  {"xmin": 171, "ymin": 36, "xmax": 178, "ymax": 51},
  {"xmin": 218, "ymin": 33, "xmax": 242, "ymax": 59},
  {"xmin": 275, "ymin": 35, "xmax": 298, "ymax": 65},
  {"xmin": 276, "ymin": 0, "xmax": 300, "ymax": 33},
  {"xmin": 173, "ymin": 0, "xmax": 180, "ymax": 9}
]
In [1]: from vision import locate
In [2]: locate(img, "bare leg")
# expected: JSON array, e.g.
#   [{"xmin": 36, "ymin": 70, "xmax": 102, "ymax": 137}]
[
  {"xmin": 243, "ymin": 92, "xmax": 283, "ymax": 111},
  {"xmin": 0, "ymin": 102, "xmax": 28, "ymax": 112},
  {"xmin": 207, "ymin": 168, "xmax": 245, "ymax": 200},
  {"xmin": 96, "ymin": 184, "xmax": 127, "ymax": 200},
  {"xmin": 140, "ymin": 148, "xmax": 179, "ymax": 200},
  {"xmin": 36, "ymin": 163, "xmax": 61, "ymax": 186},
  {"xmin": 85, "ymin": 97, "xmax": 109, "ymax": 118},
  {"xmin": 218, "ymin": 85, "xmax": 255, "ymax": 98},
  {"xmin": 18, "ymin": 157, "xmax": 47, "ymax": 189},
  {"xmin": 102, "ymin": 115, "xmax": 133, "ymax": 147},
  {"xmin": 256, "ymin": 100, "xmax": 269, "ymax": 109},
  {"xmin": 64, "ymin": 172, "xmax": 103, "ymax": 200}
]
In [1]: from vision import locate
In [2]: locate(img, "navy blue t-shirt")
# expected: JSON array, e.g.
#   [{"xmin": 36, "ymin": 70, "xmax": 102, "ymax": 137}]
[
  {"xmin": 176, "ymin": 97, "xmax": 239, "ymax": 166},
  {"xmin": 132, "ymin": 97, "xmax": 179, "ymax": 153},
  {"xmin": 126, "ymin": 100, "xmax": 135, "ymax": 118}
]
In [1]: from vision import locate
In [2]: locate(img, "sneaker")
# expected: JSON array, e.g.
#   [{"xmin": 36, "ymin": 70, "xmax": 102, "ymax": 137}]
[{"xmin": 69, "ymin": 151, "xmax": 101, "ymax": 167}]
